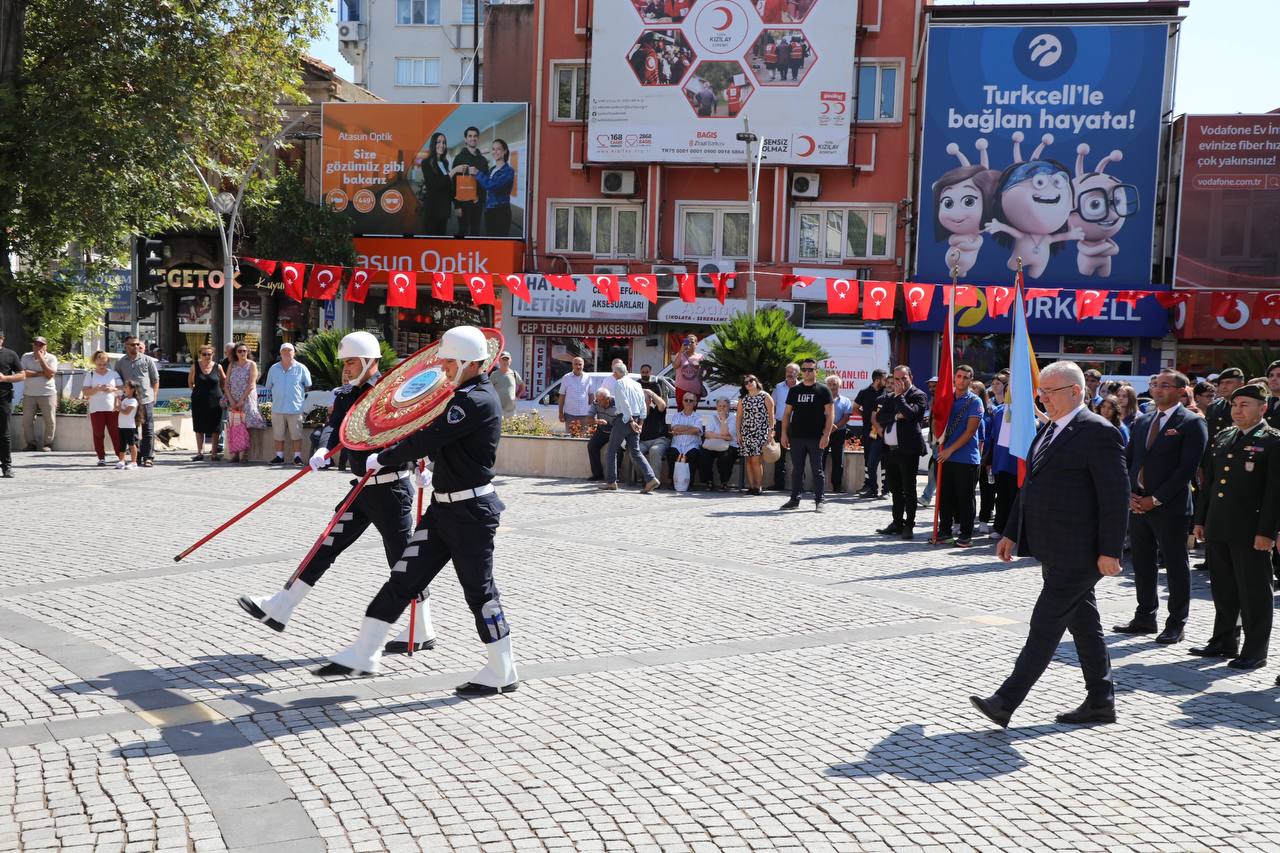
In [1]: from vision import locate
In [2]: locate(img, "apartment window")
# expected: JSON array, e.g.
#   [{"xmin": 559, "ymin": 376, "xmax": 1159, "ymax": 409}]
[
  {"xmin": 679, "ymin": 206, "xmax": 750, "ymax": 259},
  {"xmin": 460, "ymin": 0, "xmax": 477, "ymax": 24},
  {"xmin": 552, "ymin": 63, "xmax": 588, "ymax": 122},
  {"xmin": 550, "ymin": 203, "xmax": 642, "ymax": 257},
  {"xmin": 397, "ymin": 0, "xmax": 441, "ymax": 25},
  {"xmin": 855, "ymin": 61, "xmax": 900, "ymax": 122},
  {"xmin": 395, "ymin": 57, "xmax": 441, "ymax": 86},
  {"xmin": 794, "ymin": 206, "xmax": 894, "ymax": 261}
]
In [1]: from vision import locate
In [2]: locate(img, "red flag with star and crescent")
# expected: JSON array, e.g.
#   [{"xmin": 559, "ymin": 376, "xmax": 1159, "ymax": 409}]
[
  {"xmin": 503, "ymin": 274, "xmax": 531, "ymax": 304},
  {"xmin": 386, "ymin": 270, "xmax": 418, "ymax": 309},
  {"xmin": 280, "ymin": 262, "xmax": 306, "ymax": 303},
  {"xmin": 861, "ymin": 281, "xmax": 895, "ymax": 320},
  {"xmin": 344, "ymin": 269, "xmax": 372, "ymax": 304},
  {"xmin": 904, "ymin": 284, "xmax": 936, "ymax": 324},
  {"xmin": 466, "ymin": 274, "xmax": 495, "ymax": 306},
  {"xmin": 627, "ymin": 274, "xmax": 659, "ymax": 304},
  {"xmin": 1075, "ymin": 289, "xmax": 1109, "ymax": 320},
  {"xmin": 986, "ymin": 285, "xmax": 1015, "ymax": 317},
  {"xmin": 305, "ymin": 265, "xmax": 343, "ymax": 300},
  {"xmin": 826, "ymin": 278, "xmax": 858, "ymax": 314},
  {"xmin": 431, "ymin": 272, "xmax": 454, "ymax": 302},
  {"xmin": 677, "ymin": 274, "xmax": 697, "ymax": 303}
]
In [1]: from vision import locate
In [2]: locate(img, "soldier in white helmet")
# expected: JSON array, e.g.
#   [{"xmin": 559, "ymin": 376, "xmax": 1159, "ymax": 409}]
[
  {"xmin": 237, "ymin": 331, "xmax": 435, "ymax": 654},
  {"xmin": 318, "ymin": 325, "xmax": 518, "ymax": 697}
]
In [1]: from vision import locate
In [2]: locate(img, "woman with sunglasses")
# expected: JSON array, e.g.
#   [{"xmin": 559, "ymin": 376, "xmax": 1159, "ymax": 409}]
[
  {"xmin": 225, "ymin": 343, "xmax": 264, "ymax": 462},
  {"xmin": 737, "ymin": 374, "xmax": 774, "ymax": 495},
  {"xmin": 188, "ymin": 345, "xmax": 226, "ymax": 461}
]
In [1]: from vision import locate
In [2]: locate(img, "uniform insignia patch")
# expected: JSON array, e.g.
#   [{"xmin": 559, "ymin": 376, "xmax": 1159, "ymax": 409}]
[{"xmin": 447, "ymin": 405, "xmax": 466, "ymax": 424}]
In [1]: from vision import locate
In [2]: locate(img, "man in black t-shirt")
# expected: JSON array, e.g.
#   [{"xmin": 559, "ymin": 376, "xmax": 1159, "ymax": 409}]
[
  {"xmin": 780, "ymin": 358, "xmax": 833, "ymax": 511},
  {"xmin": 0, "ymin": 330, "xmax": 26, "ymax": 478},
  {"xmin": 452, "ymin": 126, "xmax": 490, "ymax": 237},
  {"xmin": 853, "ymin": 369, "xmax": 887, "ymax": 498}
]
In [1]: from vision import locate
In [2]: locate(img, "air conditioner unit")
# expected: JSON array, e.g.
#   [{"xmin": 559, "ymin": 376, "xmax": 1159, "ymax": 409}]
[
  {"xmin": 592, "ymin": 264, "xmax": 628, "ymax": 275},
  {"xmin": 696, "ymin": 258, "xmax": 736, "ymax": 289},
  {"xmin": 337, "ymin": 21, "xmax": 365, "ymax": 42},
  {"xmin": 652, "ymin": 264, "xmax": 687, "ymax": 292},
  {"xmin": 600, "ymin": 170, "xmax": 636, "ymax": 196},
  {"xmin": 791, "ymin": 171, "xmax": 820, "ymax": 199}
]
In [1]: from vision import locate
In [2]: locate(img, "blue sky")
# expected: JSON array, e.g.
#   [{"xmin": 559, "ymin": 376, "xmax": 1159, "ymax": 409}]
[{"xmin": 308, "ymin": 1, "xmax": 1278, "ymax": 115}]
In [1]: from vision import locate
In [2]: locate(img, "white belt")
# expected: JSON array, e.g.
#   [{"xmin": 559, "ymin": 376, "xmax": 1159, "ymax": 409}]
[
  {"xmin": 432, "ymin": 483, "xmax": 495, "ymax": 503},
  {"xmin": 368, "ymin": 470, "xmax": 410, "ymax": 485}
]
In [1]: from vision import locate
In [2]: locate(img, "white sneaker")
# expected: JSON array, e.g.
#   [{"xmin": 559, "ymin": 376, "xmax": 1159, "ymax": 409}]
[
  {"xmin": 114, "ymin": 460, "xmax": 126, "ymax": 470},
  {"xmin": 123, "ymin": 461, "xmax": 135, "ymax": 470},
  {"xmin": 97, "ymin": 458, "xmax": 108, "ymax": 466}
]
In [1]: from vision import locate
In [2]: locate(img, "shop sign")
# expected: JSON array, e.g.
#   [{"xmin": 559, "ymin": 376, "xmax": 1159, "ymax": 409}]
[
  {"xmin": 530, "ymin": 337, "xmax": 550, "ymax": 397},
  {"xmin": 353, "ymin": 237, "xmax": 524, "ymax": 278},
  {"xmin": 1174, "ymin": 293, "xmax": 1280, "ymax": 341},
  {"xmin": 517, "ymin": 320, "xmax": 648, "ymax": 337},
  {"xmin": 656, "ymin": 297, "xmax": 797, "ymax": 326},
  {"xmin": 511, "ymin": 275, "xmax": 649, "ymax": 321},
  {"xmin": 908, "ymin": 286, "xmax": 1168, "ymax": 336}
]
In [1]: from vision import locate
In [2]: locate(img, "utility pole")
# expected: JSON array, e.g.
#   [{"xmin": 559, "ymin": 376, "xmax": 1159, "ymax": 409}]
[
  {"xmin": 472, "ymin": 0, "xmax": 480, "ymax": 102},
  {"xmin": 736, "ymin": 120, "xmax": 765, "ymax": 316}
]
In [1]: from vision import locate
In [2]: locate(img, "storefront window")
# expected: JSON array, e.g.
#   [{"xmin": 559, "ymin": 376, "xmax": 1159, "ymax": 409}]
[
  {"xmin": 177, "ymin": 293, "xmax": 214, "ymax": 363},
  {"xmin": 229, "ymin": 291, "xmax": 263, "ymax": 363},
  {"xmin": 1177, "ymin": 345, "xmax": 1251, "ymax": 379},
  {"xmin": 1062, "ymin": 336, "xmax": 1133, "ymax": 357},
  {"xmin": 955, "ymin": 333, "xmax": 1009, "ymax": 381}
]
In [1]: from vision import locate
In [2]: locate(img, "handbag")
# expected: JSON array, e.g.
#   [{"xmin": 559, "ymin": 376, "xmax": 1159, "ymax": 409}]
[
  {"xmin": 702, "ymin": 416, "xmax": 730, "ymax": 452},
  {"xmin": 762, "ymin": 440, "xmax": 782, "ymax": 463},
  {"xmin": 455, "ymin": 174, "xmax": 478, "ymax": 203},
  {"xmin": 673, "ymin": 456, "xmax": 692, "ymax": 492}
]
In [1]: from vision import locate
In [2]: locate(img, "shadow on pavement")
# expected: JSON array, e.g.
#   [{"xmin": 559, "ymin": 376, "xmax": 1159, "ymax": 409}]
[{"xmin": 826, "ymin": 722, "xmax": 1063, "ymax": 782}]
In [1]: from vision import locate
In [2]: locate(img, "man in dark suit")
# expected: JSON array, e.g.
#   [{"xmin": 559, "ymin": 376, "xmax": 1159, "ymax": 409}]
[
  {"xmin": 971, "ymin": 360, "xmax": 1129, "ymax": 727},
  {"xmin": 1113, "ymin": 369, "xmax": 1208, "ymax": 644},
  {"xmin": 873, "ymin": 365, "xmax": 928, "ymax": 540},
  {"xmin": 1191, "ymin": 385, "xmax": 1280, "ymax": 671}
]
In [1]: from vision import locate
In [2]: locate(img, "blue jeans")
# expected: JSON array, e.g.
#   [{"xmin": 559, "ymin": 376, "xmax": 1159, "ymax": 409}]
[{"xmin": 606, "ymin": 415, "xmax": 655, "ymax": 484}]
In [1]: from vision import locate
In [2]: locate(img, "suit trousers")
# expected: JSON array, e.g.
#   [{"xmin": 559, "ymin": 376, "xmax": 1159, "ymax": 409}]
[
  {"xmin": 1129, "ymin": 509, "xmax": 1192, "ymax": 629},
  {"xmin": 993, "ymin": 471, "xmax": 1018, "ymax": 535},
  {"xmin": 996, "ymin": 564, "xmax": 1113, "ymax": 710},
  {"xmin": 861, "ymin": 430, "xmax": 883, "ymax": 492},
  {"xmin": 0, "ymin": 399, "xmax": 11, "ymax": 465},
  {"xmin": 772, "ymin": 422, "xmax": 787, "ymax": 488},
  {"xmin": 938, "ymin": 461, "xmax": 978, "ymax": 540},
  {"xmin": 1206, "ymin": 540, "xmax": 1273, "ymax": 659},
  {"xmin": 883, "ymin": 446, "xmax": 919, "ymax": 527}
]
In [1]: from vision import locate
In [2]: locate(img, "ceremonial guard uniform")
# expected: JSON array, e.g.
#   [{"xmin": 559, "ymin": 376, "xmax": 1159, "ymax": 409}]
[
  {"xmin": 237, "ymin": 331, "xmax": 434, "ymax": 652},
  {"xmin": 1191, "ymin": 385, "xmax": 1280, "ymax": 670},
  {"xmin": 319, "ymin": 326, "xmax": 518, "ymax": 696}
]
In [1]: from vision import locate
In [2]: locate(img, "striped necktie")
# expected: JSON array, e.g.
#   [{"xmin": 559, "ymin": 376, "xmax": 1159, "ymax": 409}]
[{"xmin": 1031, "ymin": 422, "xmax": 1057, "ymax": 475}]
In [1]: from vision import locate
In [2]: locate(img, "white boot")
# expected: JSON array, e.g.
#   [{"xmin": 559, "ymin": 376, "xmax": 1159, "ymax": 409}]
[
  {"xmin": 316, "ymin": 617, "xmax": 395, "ymax": 677},
  {"xmin": 455, "ymin": 635, "xmax": 519, "ymax": 696},
  {"xmin": 385, "ymin": 596, "xmax": 437, "ymax": 653},
  {"xmin": 236, "ymin": 581, "xmax": 312, "ymax": 632}
]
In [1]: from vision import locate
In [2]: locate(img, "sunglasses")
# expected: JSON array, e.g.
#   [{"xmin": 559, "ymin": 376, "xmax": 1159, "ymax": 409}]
[{"xmin": 800, "ymin": 367, "xmax": 816, "ymax": 372}]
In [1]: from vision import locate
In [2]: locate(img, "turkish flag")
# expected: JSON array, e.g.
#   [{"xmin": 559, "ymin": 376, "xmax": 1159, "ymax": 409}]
[
  {"xmin": 546, "ymin": 274, "xmax": 577, "ymax": 292},
  {"xmin": 280, "ymin": 262, "xmax": 306, "ymax": 302},
  {"xmin": 985, "ymin": 285, "xmax": 1015, "ymax": 317},
  {"xmin": 465, "ymin": 274, "xmax": 495, "ymax": 305},
  {"xmin": 627, "ymin": 274, "xmax": 659, "ymax": 304},
  {"xmin": 386, "ymin": 271, "xmax": 418, "ymax": 309},
  {"xmin": 1075, "ymin": 289, "xmax": 1109, "ymax": 320},
  {"xmin": 241, "ymin": 257, "xmax": 278, "ymax": 277},
  {"xmin": 1255, "ymin": 291, "xmax": 1280, "ymax": 321},
  {"xmin": 1024, "ymin": 287, "xmax": 1061, "ymax": 301},
  {"xmin": 305, "ymin": 265, "xmax": 343, "ymax": 300},
  {"xmin": 946, "ymin": 285, "xmax": 979, "ymax": 308},
  {"xmin": 1114, "ymin": 290, "xmax": 1148, "ymax": 307},
  {"xmin": 502, "ymin": 273, "xmax": 531, "ymax": 304},
  {"xmin": 782, "ymin": 274, "xmax": 817, "ymax": 291},
  {"xmin": 590, "ymin": 274, "xmax": 620, "ymax": 303},
  {"xmin": 677, "ymin": 274, "xmax": 698, "ymax": 303},
  {"xmin": 904, "ymin": 283, "xmax": 936, "ymax": 324},
  {"xmin": 1154, "ymin": 291, "xmax": 1193, "ymax": 309},
  {"xmin": 710, "ymin": 273, "xmax": 735, "ymax": 304},
  {"xmin": 431, "ymin": 272, "xmax": 454, "ymax": 302},
  {"xmin": 345, "ymin": 268, "xmax": 372, "ymax": 304},
  {"xmin": 826, "ymin": 278, "xmax": 858, "ymax": 315},
  {"xmin": 861, "ymin": 280, "xmax": 895, "ymax": 320},
  {"xmin": 1211, "ymin": 292, "xmax": 1243, "ymax": 319}
]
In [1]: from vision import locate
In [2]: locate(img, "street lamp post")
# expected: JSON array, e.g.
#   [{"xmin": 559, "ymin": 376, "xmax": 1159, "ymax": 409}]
[
  {"xmin": 736, "ymin": 121, "xmax": 765, "ymax": 316},
  {"xmin": 188, "ymin": 117, "xmax": 320, "ymax": 356}
]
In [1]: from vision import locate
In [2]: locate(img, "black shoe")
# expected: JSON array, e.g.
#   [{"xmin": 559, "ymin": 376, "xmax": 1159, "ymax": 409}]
[
  {"xmin": 1155, "ymin": 627, "xmax": 1185, "ymax": 645},
  {"xmin": 1055, "ymin": 700, "xmax": 1116, "ymax": 725},
  {"xmin": 236, "ymin": 596, "xmax": 285, "ymax": 632},
  {"xmin": 969, "ymin": 694, "xmax": 1011, "ymax": 728},
  {"xmin": 383, "ymin": 638, "xmax": 437, "ymax": 654},
  {"xmin": 269, "ymin": 456, "xmax": 284, "ymax": 465},
  {"xmin": 876, "ymin": 524, "xmax": 903, "ymax": 535},
  {"xmin": 587, "ymin": 475, "xmax": 603, "ymax": 481},
  {"xmin": 0, "ymin": 465, "xmax": 11, "ymax": 478},
  {"xmin": 1193, "ymin": 561, "xmax": 1208, "ymax": 570},
  {"xmin": 1188, "ymin": 642, "xmax": 1238, "ymax": 658},
  {"xmin": 314, "ymin": 662, "xmax": 374, "ymax": 678},
  {"xmin": 1112, "ymin": 621, "xmax": 1158, "ymax": 635},
  {"xmin": 1228, "ymin": 656, "xmax": 1268, "ymax": 670},
  {"xmin": 813, "ymin": 503, "xmax": 825, "ymax": 513},
  {"xmin": 900, "ymin": 528, "xmax": 915, "ymax": 541},
  {"xmin": 779, "ymin": 498, "xmax": 801, "ymax": 510},
  {"xmin": 455, "ymin": 681, "xmax": 519, "ymax": 696}
]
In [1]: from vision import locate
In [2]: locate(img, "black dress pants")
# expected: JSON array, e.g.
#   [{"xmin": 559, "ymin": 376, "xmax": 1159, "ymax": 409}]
[
  {"xmin": 789, "ymin": 437, "xmax": 825, "ymax": 503},
  {"xmin": 299, "ymin": 479, "xmax": 415, "ymax": 588},
  {"xmin": 0, "ymin": 399, "xmax": 11, "ymax": 465},
  {"xmin": 826, "ymin": 427, "xmax": 847, "ymax": 491},
  {"xmin": 771, "ymin": 422, "xmax": 786, "ymax": 488},
  {"xmin": 883, "ymin": 446, "xmax": 919, "ymax": 527},
  {"xmin": 1129, "ymin": 509, "xmax": 1192, "ymax": 629},
  {"xmin": 937, "ymin": 461, "xmax": 978, "ymax": 540},
  {"xmin": 1206, "ymin": 539, "xmax": 1273, "ymax": 660},
  {"xmin": 993, "ymin": 471, "xmax": 1018, "ymax": 535}
]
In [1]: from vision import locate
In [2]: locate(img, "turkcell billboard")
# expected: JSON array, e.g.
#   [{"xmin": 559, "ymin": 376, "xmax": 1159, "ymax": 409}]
[
  {"xmin": 1174, "ymin": 114, "xmax": 1280, "ymax": 290},
  {"xmin": 322, "ymin": 103, "xmax": 529, "ymax": 238},
  {"xmin": 587, "ymin": 0, "xmax": 856, "ymax": 164},
  {"xmin": 917, "ymin": 24, "xmax": 1167, "ymax": 286}
]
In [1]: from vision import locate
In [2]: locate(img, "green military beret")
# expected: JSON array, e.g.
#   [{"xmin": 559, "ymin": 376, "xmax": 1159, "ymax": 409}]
[
  {"xmin": 1230, "ymin": 384, "xmax": 1266, "ymax": 402},
  {"xmin": 1217, "ymin": 367, "xmax": 1245, "ymax": 381}
]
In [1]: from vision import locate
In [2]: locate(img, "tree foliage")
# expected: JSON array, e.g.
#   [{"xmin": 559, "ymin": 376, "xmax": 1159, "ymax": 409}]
[
  {"xmin": 704, "ymin": 308, "xmax": 829, "ymax": 390},
  {"xmin": 0, "ymin": 0, "xmax": 327, "ymax": 343},
  {"xmin": 296, "ymin": 328, "xmax": 397, "ymax": 391},
  {"xmin": 246, "ymin": 170, "xmax": 357, "ymax": 267}
]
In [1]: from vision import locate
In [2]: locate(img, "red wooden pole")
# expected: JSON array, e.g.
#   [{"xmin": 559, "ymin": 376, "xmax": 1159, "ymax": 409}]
[
  {"xmin": 285, "ymin": 469, "xmax": 375, "ymax": 589},
  {"xmin": 173, "ymin": 444, "xmax": 342, "ymax": 562}
]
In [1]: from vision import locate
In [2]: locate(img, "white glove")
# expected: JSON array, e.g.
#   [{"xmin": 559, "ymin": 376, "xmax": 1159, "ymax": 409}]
[
  {"xmin": 309, "ymin": 449, "xmax": 330, "ymax": 472},
  {"xmin": 413, "ymin": 465, "xmax": 433, "ymax": 491},
  {"xmin": 364, "ymin": 452, "xmax": 382, "ymax": 476}
]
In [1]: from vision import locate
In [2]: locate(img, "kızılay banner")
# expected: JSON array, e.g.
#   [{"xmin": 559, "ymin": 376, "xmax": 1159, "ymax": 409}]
[
  {"xmin": 917, "ymin": 24, "xmax": 1168, "ymax": 287},
  {"xmin": 322, "ymin": 102, "xmax": 529, "ymax": 238},
  {"xmin": 587, "ymin": 0, "xmax": 855, "ymax": 165},
  {"xmin": 1174, "ymin": 114, "xmax": 1280, "ymax": 291}
]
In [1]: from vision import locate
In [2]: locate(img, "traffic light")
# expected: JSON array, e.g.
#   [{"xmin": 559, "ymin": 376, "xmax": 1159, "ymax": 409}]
[
  {"xmin": 136, "ymin": 238, "xmax": 165, "ymax": 291},
  {"xmin": 136, "ymin": 293, "xmax": 162, "ymax": 320}
]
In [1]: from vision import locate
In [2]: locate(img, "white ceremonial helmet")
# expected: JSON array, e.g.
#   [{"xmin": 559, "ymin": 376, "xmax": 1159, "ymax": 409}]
[
  {"xmin": 438, "ymin": 326, "xmax": 489, "ymax": 363},
  {"xmin": 337, "ymin": 331, "xmax": 382, "ymax": 361}
]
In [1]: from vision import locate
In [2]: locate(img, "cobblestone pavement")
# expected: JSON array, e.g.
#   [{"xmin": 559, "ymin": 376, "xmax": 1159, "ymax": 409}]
[{"xmin": 3, "ymin": 451, "xmax": 1280, "ymax": 851}]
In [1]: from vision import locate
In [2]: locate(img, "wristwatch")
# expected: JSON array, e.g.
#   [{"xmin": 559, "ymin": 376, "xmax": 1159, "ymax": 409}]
[{"xmin": 1150, "ymin": 496, "xmax": 1161, "ymax": 507}]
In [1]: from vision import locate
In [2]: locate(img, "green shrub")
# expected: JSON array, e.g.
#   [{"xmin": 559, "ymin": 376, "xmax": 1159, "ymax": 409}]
[
  {"xmin": 705, "ymin": 308, "xmax": 830, "ymax": 390},
  {"xmin": 501, "ymin": 413, "xmax": 556, "ymax": 436}
]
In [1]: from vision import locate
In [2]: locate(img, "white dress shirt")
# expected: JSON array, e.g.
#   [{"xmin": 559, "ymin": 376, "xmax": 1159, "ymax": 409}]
[{"xmin": 613, "ymin": 375, "xmax": 647, "ymax": 423}]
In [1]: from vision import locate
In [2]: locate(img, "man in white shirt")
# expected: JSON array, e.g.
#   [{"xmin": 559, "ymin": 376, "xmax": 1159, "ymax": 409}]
[
  {"xmin": 558, "ymin": 357, "xmax": 593, "ymax": 434},
  {"xmin": 20, "ymin": 336, "xmax": 58, "ymax": 451},
  {"xmin": 600, "ymin": 362, "xmax": 660, "ymax": 493},
  {"xmin": 770, "ymin": 362, "xmax": 799, "ymax": 490}
]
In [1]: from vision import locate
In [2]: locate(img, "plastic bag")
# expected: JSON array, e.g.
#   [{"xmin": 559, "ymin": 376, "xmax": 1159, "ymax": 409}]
[{"xmin": 673, "ymin": 457, "xmax": 691, "ymax": 492}]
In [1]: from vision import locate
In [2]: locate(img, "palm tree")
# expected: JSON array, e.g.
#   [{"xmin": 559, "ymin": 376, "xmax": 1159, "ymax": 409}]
[
  {"xmin": 296, "ymin": 329, "xmax": 397, "ymax": 390},
  {"xmin": 704, "ymin": 308, "xmax": 829, "ymax": 390}
]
